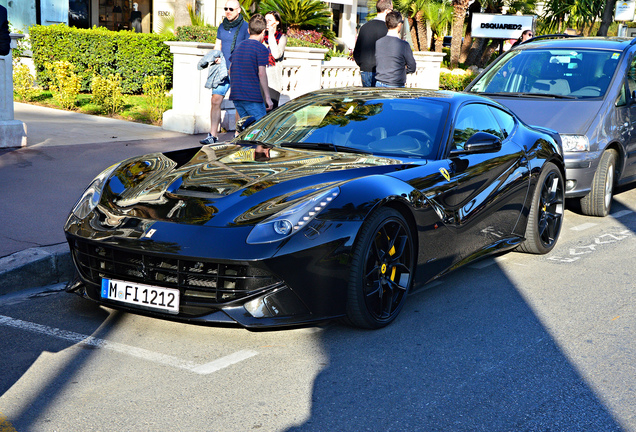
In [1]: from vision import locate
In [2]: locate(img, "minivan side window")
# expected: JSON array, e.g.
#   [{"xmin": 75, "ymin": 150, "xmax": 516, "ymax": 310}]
[{"xmin": 628, "ymin": 56, "xmax": 636, "ymax": 96}]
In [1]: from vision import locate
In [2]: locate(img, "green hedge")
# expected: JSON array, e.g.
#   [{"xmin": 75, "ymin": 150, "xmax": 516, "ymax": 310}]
[{"xmin": 30, "ymin": 24, "xmax": 175, "ymax": 94}]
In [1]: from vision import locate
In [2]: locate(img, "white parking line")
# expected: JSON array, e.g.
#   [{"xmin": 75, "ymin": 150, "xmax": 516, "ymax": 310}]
[
  {"xmin": 571, "ymin": 222, "xmax": 598, "ymax": 231},
  {"xmin": 612, "ymin": 210, "xmax": 633, "ymax": 219},
  {"xmin": 0, "ymin": 315, "xmax": 257, "ymax": 375}
]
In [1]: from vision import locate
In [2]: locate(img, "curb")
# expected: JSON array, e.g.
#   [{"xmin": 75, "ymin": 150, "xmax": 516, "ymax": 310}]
[{"xmin": 0, "ymin": 243, "xmax": 74, "ymax": 296}]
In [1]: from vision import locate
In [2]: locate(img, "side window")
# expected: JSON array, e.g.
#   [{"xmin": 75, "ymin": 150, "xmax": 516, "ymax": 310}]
[
  {"xmin": 452, "ymin": 104, "xmax": 505, "ymax": 150},
  {"xmin": 489, "ymin": 107, "xmax": 516, "ymax": 139},
  {"xmin": 628, "ymin": 56, "xmax": 636, "ymax": 96}
]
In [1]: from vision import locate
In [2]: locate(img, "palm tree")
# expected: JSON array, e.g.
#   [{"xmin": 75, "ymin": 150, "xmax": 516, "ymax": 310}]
[
  {"xmin": 541, "ymin": 0, "xmax": 604, "ymax": 35},
  {"xmin": 396, "ymin": 0, "xmax": 429, "ymax": 51},
  {"xmin": 259, "ymin": 0, "xmax": 333, "ymax": 31},
  {"xmin": 450, "ymin": 0, "xmax": 469, "ymax": 68},
  {"xmin": 422, "ymin": 1, "xmax": 453, "ymax": 52},
  {"xmin": 597, "ymin": 0, "xmax": 617, "ymax": 35}
]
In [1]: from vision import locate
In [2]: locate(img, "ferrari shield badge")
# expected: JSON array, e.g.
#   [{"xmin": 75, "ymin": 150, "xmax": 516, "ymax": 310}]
[{"xmin": 439, "ymin": 168, "xmax": 451, "ymax": 182}]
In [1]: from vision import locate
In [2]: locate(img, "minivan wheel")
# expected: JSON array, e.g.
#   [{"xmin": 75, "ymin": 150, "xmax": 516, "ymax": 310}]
[{"xmin": 580, "ymin": 149, "xmax": 617, "ymax": 217}]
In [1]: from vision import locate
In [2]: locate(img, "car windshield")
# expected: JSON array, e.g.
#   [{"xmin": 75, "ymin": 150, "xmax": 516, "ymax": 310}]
[
  {"xmin": 238, "ymin": 96, "xmax": 449, "ymax": 159},
  {"xmin": 469, "ymin": 48, "xmax": 622, "ymax": 99}
]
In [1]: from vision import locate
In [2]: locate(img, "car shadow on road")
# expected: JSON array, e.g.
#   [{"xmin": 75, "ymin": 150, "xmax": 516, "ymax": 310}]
[{"xmin": 285, "ymin": 256, "xmax": 628, "ymax": 431}]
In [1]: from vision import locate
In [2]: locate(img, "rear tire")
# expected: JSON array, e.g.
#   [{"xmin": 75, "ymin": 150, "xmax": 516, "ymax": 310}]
[
  {"xmin": 580, "ymin": 149, "xmax": 617, "ymax": 217},
  {"xmin": 346, "ymin": 208, "xmax": 414, "ymax": 329},
  {"xmin": 517, "ymin": 162, "xmax": 564, "ymax": 254}
]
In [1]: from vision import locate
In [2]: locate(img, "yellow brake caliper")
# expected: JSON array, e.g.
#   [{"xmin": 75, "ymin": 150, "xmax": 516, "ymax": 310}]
[{"xmin": 388, "ymin": 236, "xmax": 396, "ymax": 282}]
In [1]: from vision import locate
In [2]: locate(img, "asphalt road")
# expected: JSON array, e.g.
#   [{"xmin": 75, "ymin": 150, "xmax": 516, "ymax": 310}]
[{"xmin": 0, "ymin": 188, "xmax": 634, "ymax": 431}]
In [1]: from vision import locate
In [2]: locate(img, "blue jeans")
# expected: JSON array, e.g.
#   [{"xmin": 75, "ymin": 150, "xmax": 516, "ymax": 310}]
[
  {"xmin": 360, "ymin": 71, "xmax": 376, "ymax": 88},
  {"xmin": 212, "ymin": 77, "xmax": 230, "ymax": 96},
  {"xmin": 233, "ymin": 100, "xmax": 267, "ymax": 122},
  {"xmin": 376, "ymin": 81, "xmax": 404, "ymax": 88}
]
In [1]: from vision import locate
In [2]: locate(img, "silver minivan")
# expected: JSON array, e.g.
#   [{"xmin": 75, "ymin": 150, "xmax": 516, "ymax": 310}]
[{"xmin": 466, "ymin": 36, "xmax": 636, "ymax": 216}]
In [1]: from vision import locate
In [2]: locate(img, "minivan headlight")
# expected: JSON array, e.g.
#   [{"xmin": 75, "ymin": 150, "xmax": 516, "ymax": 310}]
[
  {"xmin": 561, "ymin": 134, "xmax": 590, "ymax": 152},
  {"xmin": 71, "ymin": 164, "xmax": 119, "ymax": 219},
  {"xmin": 246, "ymin": 187, "xmax": 340, "ymax": 244}
]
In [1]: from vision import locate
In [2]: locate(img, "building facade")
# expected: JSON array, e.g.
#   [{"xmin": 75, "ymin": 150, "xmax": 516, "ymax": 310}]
[{"xmin": 4, "ymin": 0, "xmax": 367, "ymax": 50}]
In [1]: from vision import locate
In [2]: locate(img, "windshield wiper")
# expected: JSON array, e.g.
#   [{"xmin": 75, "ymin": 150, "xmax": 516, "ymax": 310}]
[
  {"xmin": 280, "ymin": 142, "xmax": 371, "ymax": 154},
  {"xmin": 476, "ymin": 91, "xmax": 576, "ymax": 99}
]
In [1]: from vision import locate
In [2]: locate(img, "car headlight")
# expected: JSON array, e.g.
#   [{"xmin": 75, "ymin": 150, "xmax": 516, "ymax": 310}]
[
  {"xmin": 561, "ymin": 134, "xmax": 590, "ymax": 152},
  {"xmin": 246, "ymin": 187, "xmax": 340, "ymax": 244},
  {"xmin": 71, "ymin": 164, "xmax": 119, "ymax": 219}
]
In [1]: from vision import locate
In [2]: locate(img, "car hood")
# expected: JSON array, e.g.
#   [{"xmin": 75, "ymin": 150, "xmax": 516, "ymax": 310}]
[
  {"xmin": 486, "ymin": 97, "xmax": 603, "ymax": 135},
  {"xmin": 98, "ymin": 143, "xmax": 417, "ymax": 228}
]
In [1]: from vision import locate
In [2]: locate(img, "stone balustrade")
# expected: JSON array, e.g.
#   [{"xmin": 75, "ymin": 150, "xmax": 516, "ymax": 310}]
[{"xmin": 162, "ymin": 43, "xmax": 445, "ymax": 134}]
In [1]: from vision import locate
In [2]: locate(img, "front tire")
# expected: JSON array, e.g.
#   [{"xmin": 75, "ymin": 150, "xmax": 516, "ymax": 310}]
[
  {"xmin": 346, "ymin": 208, "xmax": 415, "ymax": 329},
  {"xmin": 580, "ymin": 149, "xmax": 617, "ymax": 217},
  {"xmin": 517, "ymin": 162, "xmax": 564, "ymax": 254}
]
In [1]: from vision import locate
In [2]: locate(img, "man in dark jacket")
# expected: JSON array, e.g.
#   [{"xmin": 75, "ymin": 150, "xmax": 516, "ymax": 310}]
[
  {"xmin": 352, "ymin": 0, "xmax": 393, "ymax": 87},
  {"xmin": 0, "ymin": 5, "xmax": 10, "ymax": 56},
  {"xmin": 374, "ymin": 11, "xmax": 416, "ymax": 88}
]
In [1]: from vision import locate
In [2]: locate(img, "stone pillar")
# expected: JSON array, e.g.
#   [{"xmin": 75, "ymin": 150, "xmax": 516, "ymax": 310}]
[
  {"xmin": 408, "ymin": 52, "xmax": 446, "ymax": 90},
  {"xmin": 0, "ymin": 34, "xmax": 27, "ymax": 148},
  {"xmin": 162, "ymin": 41, "xmax": 237, "ymax": 135}
]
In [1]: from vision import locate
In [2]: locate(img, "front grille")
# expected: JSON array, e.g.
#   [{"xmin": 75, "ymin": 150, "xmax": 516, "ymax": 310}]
[{"xmin": 70, "ymin": 239, "xmax": 281, "ymax": 306}]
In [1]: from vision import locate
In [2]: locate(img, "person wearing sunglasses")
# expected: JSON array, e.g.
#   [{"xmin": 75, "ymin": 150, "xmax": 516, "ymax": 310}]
[
  {"xmin": 200, "ymin": 0, "xmax": 249, "ymax": 145},
  {"xmin": 512, "ymin": 29, "xmax": 534, "ymax": 48}
]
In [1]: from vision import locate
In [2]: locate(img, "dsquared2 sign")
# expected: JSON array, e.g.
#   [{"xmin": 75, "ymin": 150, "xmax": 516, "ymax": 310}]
[{"xmin": 480, "ymin": 23, "xmax": 523, "ymax": 30}]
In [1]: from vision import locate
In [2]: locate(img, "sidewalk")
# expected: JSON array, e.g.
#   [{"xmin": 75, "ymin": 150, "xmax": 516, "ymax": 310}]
[{"xmin": 0, "ymin": 102, "xmax": 233, "ymax": 295}]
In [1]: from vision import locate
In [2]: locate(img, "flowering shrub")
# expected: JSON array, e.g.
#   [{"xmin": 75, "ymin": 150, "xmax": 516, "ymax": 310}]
[
  {"xmin": 44, "ymin": 60, "xmax": 81, "ymax": 109},
  {"xmin": 287, "ymin": 29, "xmax": 334, "ymax": 49},
  {"xmin": 439, "ymin": 68, "xmax": 476, "ymax": 91},
  {"xmin": 13, "ymin": 64, "xmax": 39, "ymax": 102},
  {"xmin": 143, "ymin": 75, "xmax": 169, "ymax": 124},
  {"xmin": 92, "ymin": 73, "xmax": 125, "ymax": 115},
  {"xmin": 176, "ymin": 25, "xmax": 217, "ymax": 43}
]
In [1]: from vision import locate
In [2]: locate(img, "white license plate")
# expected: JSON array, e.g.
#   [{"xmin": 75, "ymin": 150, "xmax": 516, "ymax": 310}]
[{"xmin": 101, "ymin": 278, "xmax": 180, "ymax": 314}]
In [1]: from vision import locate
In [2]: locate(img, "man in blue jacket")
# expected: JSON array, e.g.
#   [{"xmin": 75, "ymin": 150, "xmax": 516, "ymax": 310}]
[{"xmin": 200, "ymin": 0, "xmax": 249, "ymax": 145}]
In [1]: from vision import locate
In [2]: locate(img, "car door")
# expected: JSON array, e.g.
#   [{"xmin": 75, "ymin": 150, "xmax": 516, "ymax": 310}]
[
  {"xmin": 443, "ymin": 103, "xmax": 530, "ymax": 259},
  {"xmin": 623, "ymin": 53, "xmax": 636, "ymax": 180}
]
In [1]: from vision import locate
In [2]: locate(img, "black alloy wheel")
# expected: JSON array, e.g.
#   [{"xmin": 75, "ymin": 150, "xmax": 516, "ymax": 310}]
[
  {"xmin": 517, "ymin": 162, "xmax": 564, "ymax": 254},
  {"xmin": 347, "ymin": 208, "xmax": 415, "ymax": 329}
]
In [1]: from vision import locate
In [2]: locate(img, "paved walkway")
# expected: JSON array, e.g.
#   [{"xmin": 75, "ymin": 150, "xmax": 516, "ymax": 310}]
[{"xmin": 0, "ymin": 102, "xmax": 232, "ymax": 294}]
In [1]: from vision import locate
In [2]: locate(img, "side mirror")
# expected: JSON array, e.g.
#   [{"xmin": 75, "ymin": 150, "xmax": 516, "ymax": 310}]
[
  {"xmin": 451, "ymin": 132, "xmax": 502, "ymax": 155},
  {"xmin": 236, "ymin": 115, "xmax": 256, "ymax": 133}
]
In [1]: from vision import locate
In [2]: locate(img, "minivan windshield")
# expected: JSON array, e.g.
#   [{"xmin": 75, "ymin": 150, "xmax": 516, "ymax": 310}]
[{"xmin": 469, "ymin": 48, "xmax": 622, "ymax": 99}]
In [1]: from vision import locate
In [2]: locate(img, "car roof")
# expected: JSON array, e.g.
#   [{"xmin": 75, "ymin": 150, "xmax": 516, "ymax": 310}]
[
  {"xmin": 516, "ymin": 36, "xmax": 635, "ymax": 52},
  {"xmin": 296, "ymin": 87, "xmax": 492, "ymax": 109}
]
